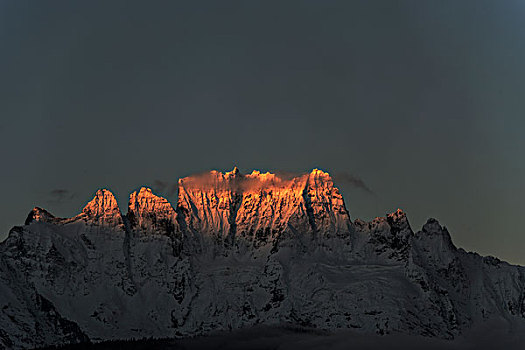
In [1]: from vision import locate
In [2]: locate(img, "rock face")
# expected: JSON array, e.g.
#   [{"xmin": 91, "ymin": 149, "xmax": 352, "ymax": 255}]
[
  {"xmin": 128, "ymin": 187, "xmax": 179, "ymax": 235},
  {"xmin": 24, "ymin": 207, "xmax": 56, "ymax": 225},
  {"xmin": 177, "ymin": 168, "xmax": 242, "ymax": 242},
  {"xmin": 177, "ymin": 168, "xmax": 351, "ymax": 249},
  {"xmin": 78, "ymin": 189, "xmax": 124, "ymax": 228},
  {"xmin": 0, "ymin": 168, "xmax": 524, "ymax": 349}
]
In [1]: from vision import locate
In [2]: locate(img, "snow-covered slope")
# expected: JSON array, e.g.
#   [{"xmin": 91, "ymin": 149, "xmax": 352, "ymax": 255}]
[{"xmin": 0, "ymin": 169, "xmax": 524, "ymax": 349}]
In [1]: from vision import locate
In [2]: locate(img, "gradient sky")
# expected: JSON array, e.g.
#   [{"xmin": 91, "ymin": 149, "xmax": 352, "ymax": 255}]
[{"xmin": 1, "ymin": 1, "xmax": 524, "ymax": 264}]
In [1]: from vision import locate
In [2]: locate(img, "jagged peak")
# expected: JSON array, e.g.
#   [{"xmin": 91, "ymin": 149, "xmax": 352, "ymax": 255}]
[
  {"xmin": 138, "ymin": 186, "xmax": 154, "ymax": 195},
  {"xmin": 128, "ymin": 187, "xmax": 177, "ymax": 233},
  {"xmin": 130, "ymin": 187, "xmax": 166, "ymax": 201},
  {"xmin": 128, "ymin": 187, "xmax": 174, "ymax": 212},
  {"xmin": 225, "ymin": 166, "xmax": 240, "ymax": 177},
  {"xmin": 82, "ymin": 189, "xmax": 119, "ymax": 213},
  {"xmin": 352, "ymin": 210, "xmax": 413, "ymax": 238},
  {"xmin": 390, "ymin": 208, "xmax": 406, "ymax": 217},
  {"xmin": 386, "ymin": 208, "xmax": 412, "ymax": 232},
  {"xmin": 80, "ymin": 189, "xmax": 123, "ymax": 227},
  {"xmin": 21, "ymin": 169, "xmax": 350, "ymax": 235},
  {"xmin": 422, "ymin": 218, "xmax": 443, "ymax": 234},
  {"xmin": 175, "ymin": 168, "xmax": 351, "ymax": 239},
  {"xmin": 310, "ymin": 168, "xmax": 331, "ymax": 178},
  {"xmin": 307, "ymin": 168, "xmax": 337, "ymax": 191},
  {"xmin": 25, "ymin": 207, "xmax": 55, "ymax": 225},
  {"xmin": 21, "ymin": 190, "xmax": 124, "ymax": 229},
  {"xmin": 417, "ymin": 217, "xmax": 456, "ymax": 249}
]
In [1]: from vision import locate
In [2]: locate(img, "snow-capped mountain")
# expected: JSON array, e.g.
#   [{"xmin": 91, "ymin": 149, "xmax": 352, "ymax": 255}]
[{"xmin": 0, "ymin": 169, "xmax": 524, "ymax": 349}]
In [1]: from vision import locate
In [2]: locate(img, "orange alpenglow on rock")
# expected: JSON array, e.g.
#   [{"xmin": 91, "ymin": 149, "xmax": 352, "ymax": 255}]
[
  {"xmin": 23, "ymin": 168, "xmax": 352, "ymax": 242},
  {"xmin": 177, "ymin": 168, "xmax": 352, "ymax": 242},
  {"xmin": 24, "ymin": 189, "xmax": 125, "ymax": 228},
  {"xmin": 25, "ymin": 207, "xmax": 56, "ymax": 225},
  {"xmin": 79, "ymin": 189, "xmax": 124, "ymax": 227}
]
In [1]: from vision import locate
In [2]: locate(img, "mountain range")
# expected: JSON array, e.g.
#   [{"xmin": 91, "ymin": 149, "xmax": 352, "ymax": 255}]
[{"xmin": 1, "ymin": 168, "xmax": 524, "ymax": 349}]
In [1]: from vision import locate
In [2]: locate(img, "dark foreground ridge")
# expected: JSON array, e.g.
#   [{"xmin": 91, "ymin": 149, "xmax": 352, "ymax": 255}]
[{"xmin": 1, "ymin": 169, "xmax": 524, "ymax": 349}]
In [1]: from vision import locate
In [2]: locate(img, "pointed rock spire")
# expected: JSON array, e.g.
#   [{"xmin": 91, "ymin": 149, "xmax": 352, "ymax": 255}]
[
  {"xmin": 81, "ymin": 189, "xmax": 123, "ymax": 227},
  {"xmin": 226, "ymin": 166, "xmax": 240, "ymax": 177},
  {"xmin": 386, "ymin": 209, "xmax": 412, "ymax": 233},
  {"xmin": 422, "ymin": 218, "xmax": 443, "ymax": 234},
  {"xmin": 128, "ymin": 187, "xmax": 178, "ymax": 234},
  {"xmin": 305, "ymin": 168, "xmax": 351, "ymax": 236},
  {"xmin": 25, "ymin": 207, "xmax": 56, "ymax": 225},
  {"xmin": 419, "ymin": 218, "xmax": 455, "ymax": 249}
]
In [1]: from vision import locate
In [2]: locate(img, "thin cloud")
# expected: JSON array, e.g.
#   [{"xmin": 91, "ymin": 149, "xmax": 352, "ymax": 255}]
[
  {"xmin": 153, "ymin": 180, "xmax": 178, "ymax": 196},
  {"xmin": 179, "ymin": 169, "xmax": 305, "ymax": 192},
  {"xmin": 177, "ymin": 169, "xmax": 374, "ymax": 196},
  {"xmin": 48, "ymin": 189, "xmax": 76, "ymax": 203},
  {"xmin": 333, "ymin": 172, "xmax": 375, "ymax": 196}
]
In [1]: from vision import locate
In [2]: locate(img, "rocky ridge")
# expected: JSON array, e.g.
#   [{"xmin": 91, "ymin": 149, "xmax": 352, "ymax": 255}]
[{"xmin": 1, "ymin": 168, "xmax": 524, "ymax": 349}]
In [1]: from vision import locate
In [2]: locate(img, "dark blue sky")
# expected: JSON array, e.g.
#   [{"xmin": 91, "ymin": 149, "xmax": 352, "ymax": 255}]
[{"xmin": 1, "ymin": 1, "xmax": 524, "ymax": 263}]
